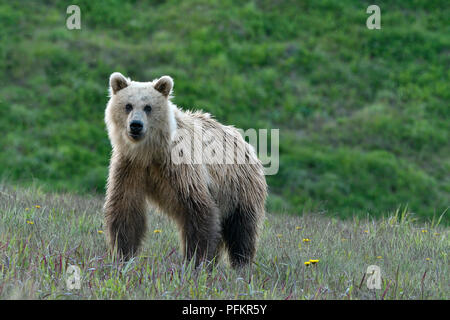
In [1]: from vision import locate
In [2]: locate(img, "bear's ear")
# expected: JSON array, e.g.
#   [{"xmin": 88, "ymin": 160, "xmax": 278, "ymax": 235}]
[
  {"xmin": 154, "ymin": 76, "xmax": 173, "ymax": 97},
  {"xmin": 109, "ymin": 72, "xmax": 129, "ymax": 94}
]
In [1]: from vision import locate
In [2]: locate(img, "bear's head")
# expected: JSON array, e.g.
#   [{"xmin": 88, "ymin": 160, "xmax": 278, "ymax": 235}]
[{"xmin": 105, "ymin": 72, "xmax": 177, "ymax": 159}]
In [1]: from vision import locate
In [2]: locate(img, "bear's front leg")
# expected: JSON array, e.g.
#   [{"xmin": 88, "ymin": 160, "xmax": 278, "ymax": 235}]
[
  {"xmin": 104, "ymin": 154, "xmax": 147, "ymax": 260},
  {"xmin": 178, "ymin": 196, "xmax": 222, "ymax": 266}
]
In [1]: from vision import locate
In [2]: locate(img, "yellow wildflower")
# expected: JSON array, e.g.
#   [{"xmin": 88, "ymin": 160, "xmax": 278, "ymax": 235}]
[
  {"xmin": 304, "ymin": 261, "xmax": 310, "ymax": 266},
  {"xmin": 302, "ymin": 238, "xmax": 311, "ymax": 243},
  {"xmin": 35, "ymin": 205, "xmax": 41, "ymax": 209},
  {"xmin": 295, "ymin": 226, "xmax": 301, "ymax": 230},
  {"xmin": 26, "ymin": 220, "xmax": 34, "ymax": 225},
  {"xmin": 154, "ymin": 229, "xmax": 162, "ymax": 234},
  {"xmin": 97, "ymin": 230, "xmax": 104, "ymax": 234},
  {"xmin": 309, "ymin": 259, "xmax": 319, "ymax": 264},
  {"xmin": 25, "ymin": 208, "xmax": 30, "ymax": 211},
  {"xmin": 376, "ymin": 256, "xmax": 382, "ymax": 259},
  {"xmin": 425, "ymin": 258, "xmax": 431, "ymax": 261},
  {"xmin": 421, "ymin": 229, "xmax": 427, "ymax": 233}
]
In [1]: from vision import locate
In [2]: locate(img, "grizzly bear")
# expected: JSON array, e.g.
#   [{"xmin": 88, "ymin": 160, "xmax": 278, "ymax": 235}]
[{"xmin": 103, "ymin": 72, "xmax": 267, "ymax": 268}]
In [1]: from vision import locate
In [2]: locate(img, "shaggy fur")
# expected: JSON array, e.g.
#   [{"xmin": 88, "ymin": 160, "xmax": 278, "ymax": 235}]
[{"xmin": 104, "ymin": 72, "xmax": 267, "ymax": 267}]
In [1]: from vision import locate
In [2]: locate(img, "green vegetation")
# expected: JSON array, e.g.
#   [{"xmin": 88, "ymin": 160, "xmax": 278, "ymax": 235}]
[
  {"xmin": 0, "ymin": 184, "xmax": 447, "ymax": 299},
  {"xmin": 0, "ymin": 1, "xmax": 448, "ymax": 222}
]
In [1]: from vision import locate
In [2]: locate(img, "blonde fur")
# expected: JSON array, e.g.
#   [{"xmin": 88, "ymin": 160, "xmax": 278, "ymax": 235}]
[{"xmin": 104, "ymin": 73, "xmax": 267, "ymax": 267}]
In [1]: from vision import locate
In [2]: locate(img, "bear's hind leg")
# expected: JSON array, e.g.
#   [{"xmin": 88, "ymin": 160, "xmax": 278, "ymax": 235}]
[{"xmin": 222, "ymin": 205, "xmax": 260, "ymax": 268}]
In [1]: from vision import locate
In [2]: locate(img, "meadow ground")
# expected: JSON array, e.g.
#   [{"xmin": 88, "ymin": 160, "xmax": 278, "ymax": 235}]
[{"xmin": 0, "ymin": 183, "xmax": 447, "ymax": 300}]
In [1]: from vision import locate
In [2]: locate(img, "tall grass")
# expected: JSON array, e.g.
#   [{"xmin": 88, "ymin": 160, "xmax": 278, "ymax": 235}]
[{"xmin": 0, "ymin": 184, "xmax": 447, "ymax": 299}]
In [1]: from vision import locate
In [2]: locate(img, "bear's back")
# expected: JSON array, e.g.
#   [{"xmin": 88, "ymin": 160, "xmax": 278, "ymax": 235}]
[{"xmin": 170, "ymin": 108, "xmax": 266, "ymax": 214}]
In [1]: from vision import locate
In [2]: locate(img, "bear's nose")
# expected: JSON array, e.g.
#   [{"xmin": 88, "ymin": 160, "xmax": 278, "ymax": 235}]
[{"xmin": 129, "ymin": 120, "xmax": 143, "ymax": 134}]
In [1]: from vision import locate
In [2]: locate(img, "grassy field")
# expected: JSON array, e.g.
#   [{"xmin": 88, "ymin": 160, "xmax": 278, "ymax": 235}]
[
  {"xmin": 0, "ymin": 184, "xmax": 447, "ymax": 300},
  {"xmin": 0, "ymin": 0, "xmax": 448, "ymax": 222}
]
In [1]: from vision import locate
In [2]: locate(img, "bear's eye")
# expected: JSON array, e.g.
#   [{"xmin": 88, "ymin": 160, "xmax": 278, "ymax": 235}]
[
  {"xmin": 125, "ymin": 103, "xmax": 133, "ymax": 113},
  {"xmin": 144, "ymin": 105, "xmax": 152, "ymax": 114}
]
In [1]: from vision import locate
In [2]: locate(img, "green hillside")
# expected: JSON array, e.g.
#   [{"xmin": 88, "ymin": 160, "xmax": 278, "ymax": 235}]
[{"xmin": 0, "ymin": 0, "xmax": 448, "ymax": 222}]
